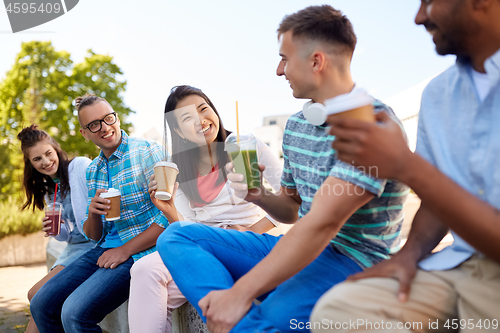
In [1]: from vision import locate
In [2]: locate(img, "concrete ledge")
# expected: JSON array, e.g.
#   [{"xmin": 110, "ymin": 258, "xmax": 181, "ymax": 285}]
[
  {"xmin": 100, "ymin": 301, "xmax": 129, "ymax": 333},
  {"xmin": 172, "ymin": 303, "xmax": 209, "ymax": 333},
  {"xmin": 0, "ymin": 231, "xmax": 49, "ymax": 267}
]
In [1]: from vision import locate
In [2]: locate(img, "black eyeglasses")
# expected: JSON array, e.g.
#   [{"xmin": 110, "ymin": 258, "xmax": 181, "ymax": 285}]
[{"xmin": 84, "ymin": 112, "xmax": 118, "ymax": 133}]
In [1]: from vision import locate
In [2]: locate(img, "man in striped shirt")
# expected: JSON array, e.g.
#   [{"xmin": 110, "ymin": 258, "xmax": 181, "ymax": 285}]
[{"xmin": 158, "ymin": 5, "xmax": 408, "ymax": 333}]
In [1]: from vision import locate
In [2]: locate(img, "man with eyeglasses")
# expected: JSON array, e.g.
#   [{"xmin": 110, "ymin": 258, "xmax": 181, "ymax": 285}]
[
  {"xmin": 30, "ymin": 93, "xmax": 170, "ymax": 332},
  {"xmin": 311, "ymin": 0, "xmax": 500, "ymax": 331}
]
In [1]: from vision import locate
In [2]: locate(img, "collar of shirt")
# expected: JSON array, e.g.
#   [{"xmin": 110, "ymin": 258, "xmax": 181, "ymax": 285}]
[
  {"xmin": 97, "ymin": 130, "xmax": 128, "ymax": 162},
  {"xmin": 456, "ymin": 48, "xmax": 500, "ymax": 88}
]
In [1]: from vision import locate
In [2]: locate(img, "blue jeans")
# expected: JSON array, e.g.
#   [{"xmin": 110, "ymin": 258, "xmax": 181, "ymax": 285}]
[
  {"xmin": 157, "ymin": 222, "xmax": 362, "ymax": 333},
  {"xmin": 30, "ymin": 246, "xmax": 134, "ymax": 333}
]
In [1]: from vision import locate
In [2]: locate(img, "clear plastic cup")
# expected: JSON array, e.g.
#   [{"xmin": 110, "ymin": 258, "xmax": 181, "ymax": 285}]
[
  {"xmin": 45, "ymin": 202, "xmax": 63, "ymax": 236},
  {"xmin": 225, "ymin": 132, "xmax": 261, "ymax": 189}
]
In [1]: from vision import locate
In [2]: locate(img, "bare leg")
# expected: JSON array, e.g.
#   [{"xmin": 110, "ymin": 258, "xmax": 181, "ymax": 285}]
[{"xmin": 26, "ymin": 265, "xmax": 65, "ymax": 333}]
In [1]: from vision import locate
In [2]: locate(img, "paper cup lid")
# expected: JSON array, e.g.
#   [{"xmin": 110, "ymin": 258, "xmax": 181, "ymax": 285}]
[
  {"xmin": 325, "ymin": 88, "xmax": 374, "ymax": 115},
  {"xmin": 99, "ymin": 188, "xmax": 121, "ymax": 198},
  {"xmin": 155, "ymin": 191, "xmax": 172, "ymax": 201},
  {"xmin": 154, "ymin": 161, "xmax": 179, "ymax": 173}
]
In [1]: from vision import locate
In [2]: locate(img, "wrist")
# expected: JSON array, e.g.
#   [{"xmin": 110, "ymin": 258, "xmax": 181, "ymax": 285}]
[
  {"xmin": 89, "ymin": 211, "xmax": 103, "ymax": 221},
  {"xmin": 252, "ymin": 186, "xmax": 271, "ymax": 206},
  {"xmin": 232, "ymin": 279, "xmax": 260, "ymax": 303},
  {"xmin": 397, "ymin": 242, "xmax": 426, "ymax": 264},
  {"xmin": 397, "ymin": 152, "xmax": 421, "ymax": 185},
  {"xmin": 164, "ymin": 210, "xmax": 179, "ymax": 223},
  {"xmin": 119, "ymin": 243, "xmax": 134, "ymax": 258}
]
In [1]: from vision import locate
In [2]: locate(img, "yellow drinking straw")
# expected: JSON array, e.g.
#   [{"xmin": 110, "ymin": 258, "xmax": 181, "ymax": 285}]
[{"xmin": 236, "ymin": 101, "xmax": 240, "ymax": 142}]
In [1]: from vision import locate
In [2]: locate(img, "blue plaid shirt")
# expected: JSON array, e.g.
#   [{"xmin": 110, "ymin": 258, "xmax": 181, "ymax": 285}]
[{"xmin": 82, "ymin": 130, "xmax": 169, "ymax": 261}]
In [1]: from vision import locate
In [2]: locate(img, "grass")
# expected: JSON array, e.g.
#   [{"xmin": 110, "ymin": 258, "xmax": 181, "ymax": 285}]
[
  {"xmin": 14, "ymin": 306, "xmax": 31, "ymax": 332},
  {"xmin": 0, "ymin": 197, "xmax": 43, "ymax": 240}
]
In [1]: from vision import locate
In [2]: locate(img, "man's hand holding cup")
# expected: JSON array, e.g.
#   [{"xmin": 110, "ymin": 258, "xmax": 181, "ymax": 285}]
[{"xmin": 89, "ymin": 189, "xmax": 110, "ymax": 217}]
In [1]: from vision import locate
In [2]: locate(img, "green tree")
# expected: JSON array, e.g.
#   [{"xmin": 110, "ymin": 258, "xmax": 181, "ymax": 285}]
[{"xmin": 0, "ymin": 41, "xmax": 134, "ymax": 201}]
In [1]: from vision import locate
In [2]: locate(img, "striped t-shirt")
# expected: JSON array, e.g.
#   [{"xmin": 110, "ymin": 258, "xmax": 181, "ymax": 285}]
[{"xmin": 281, "ymin": 101, "xmax": 409, "ymax": 268}]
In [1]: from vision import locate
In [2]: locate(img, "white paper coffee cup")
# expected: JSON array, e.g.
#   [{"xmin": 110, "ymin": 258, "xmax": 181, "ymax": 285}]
[
  {"xmin": 325, "ymin": 88, "xmax": 375, "ymax": 122},
  {"xmin": 154, "ymin": 162, "xmax": 179, "ymax": 201},
  {"xmin": 99, "ymin": 188, "xmax": 121, "ymax": 221}
]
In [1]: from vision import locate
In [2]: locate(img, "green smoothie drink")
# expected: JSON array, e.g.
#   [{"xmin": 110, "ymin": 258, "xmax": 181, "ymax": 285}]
[{"xmin": 225, "ymin": 133, "xmax": 261, "ymax": 189}]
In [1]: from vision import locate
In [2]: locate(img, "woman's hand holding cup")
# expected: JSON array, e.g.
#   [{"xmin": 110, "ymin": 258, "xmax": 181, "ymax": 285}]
[
  {"xmin": 149, "ymin": 174, "xmax": 179, "ymax": 222},
  {"xmin": 226, "ymin": 162, "xmax": 266, "ymax": 203},
  {"xmin": 41, "ymin": 216, "xmax": 52, "ymax": 237},
  {"xmin": 148, "ymin": 174, "xmax": 158, "ymax": 195}
]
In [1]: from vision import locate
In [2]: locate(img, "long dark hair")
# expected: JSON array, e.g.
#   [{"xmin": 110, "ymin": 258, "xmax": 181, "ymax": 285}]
[
  {"xmin": 17, "ymin": 125, "xmax": 71, "ymax": 211},
  {"xmin": 164, "ymin": 85, "xmax": 231, "ymax": 204}
]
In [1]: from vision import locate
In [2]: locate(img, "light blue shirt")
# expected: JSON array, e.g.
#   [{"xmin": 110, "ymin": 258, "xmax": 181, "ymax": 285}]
[{"xmin": 416, "ymin": 49, "xmax": 500, "ymax": 271}]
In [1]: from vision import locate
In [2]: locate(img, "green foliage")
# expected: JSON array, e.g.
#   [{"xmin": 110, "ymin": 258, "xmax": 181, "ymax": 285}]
[
  {"xmin": 0, "ymin": 196, "xmax": 43, "ymax": 239},
  {"xmin": 0, "ymin": 41, "xmax": 134, "ymax": 201}
]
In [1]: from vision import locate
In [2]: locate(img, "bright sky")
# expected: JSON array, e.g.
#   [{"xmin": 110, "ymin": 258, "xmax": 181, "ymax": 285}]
[{"xmin": 0, "ymin": 0, "xmax": 456, "ymax": 136}]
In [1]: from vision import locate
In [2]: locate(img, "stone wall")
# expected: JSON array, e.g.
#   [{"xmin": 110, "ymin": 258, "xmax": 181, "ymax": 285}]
[{"xmin": 0, "ymin": 231, "xmax": 48, "ymax": 267}]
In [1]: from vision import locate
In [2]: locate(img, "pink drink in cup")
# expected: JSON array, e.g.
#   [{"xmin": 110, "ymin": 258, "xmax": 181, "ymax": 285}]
[{"xmin": 45, "ymin": 202, "xmax": 62, "ymax": 236}]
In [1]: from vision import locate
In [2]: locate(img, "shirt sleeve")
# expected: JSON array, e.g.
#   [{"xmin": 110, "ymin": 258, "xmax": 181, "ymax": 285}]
[
  {"xmin": 329, "ymin": 160, "xmax": 387, "ymax": 197},
  {"xmin": 254, "ymin": 137, "xmax": 282, "ymax": 227},
  {"xmin": 81, "ymin": 161, "xmax": 103, "ymax": 243},
  {"xmin": 255, "ymin": 137, "xmax": 283, "ymax": 192},
  {"xmin": 173, "ymin": 188, "xmax": 197, "ymax": 222},
  {"xmin": 141, "ymin": 141, "xmax": 170, "ymax": 228},
  {"xmin": 69, "ymin": 157, "xmax": 92, "ymax": 236},
  {"xmin": 415, "ymin": 88, "xmax": 437, "ymax": 166},
  {"xmin": 328, "ymin": 101, "xmax": 399, "ymax": 197},
  {"xmin": 280, "ymin": 138, "xmax": 296, "ymax": 189}
]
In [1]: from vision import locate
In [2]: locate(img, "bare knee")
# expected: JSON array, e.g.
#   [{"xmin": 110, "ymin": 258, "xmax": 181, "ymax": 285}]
[
  {"xmin": 27, "ymin": 286, "xmax": 37, "ymax": 302},
  {"xmin": 28, "ymin": 265, "xmax": 65, "ymax": 302}
]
